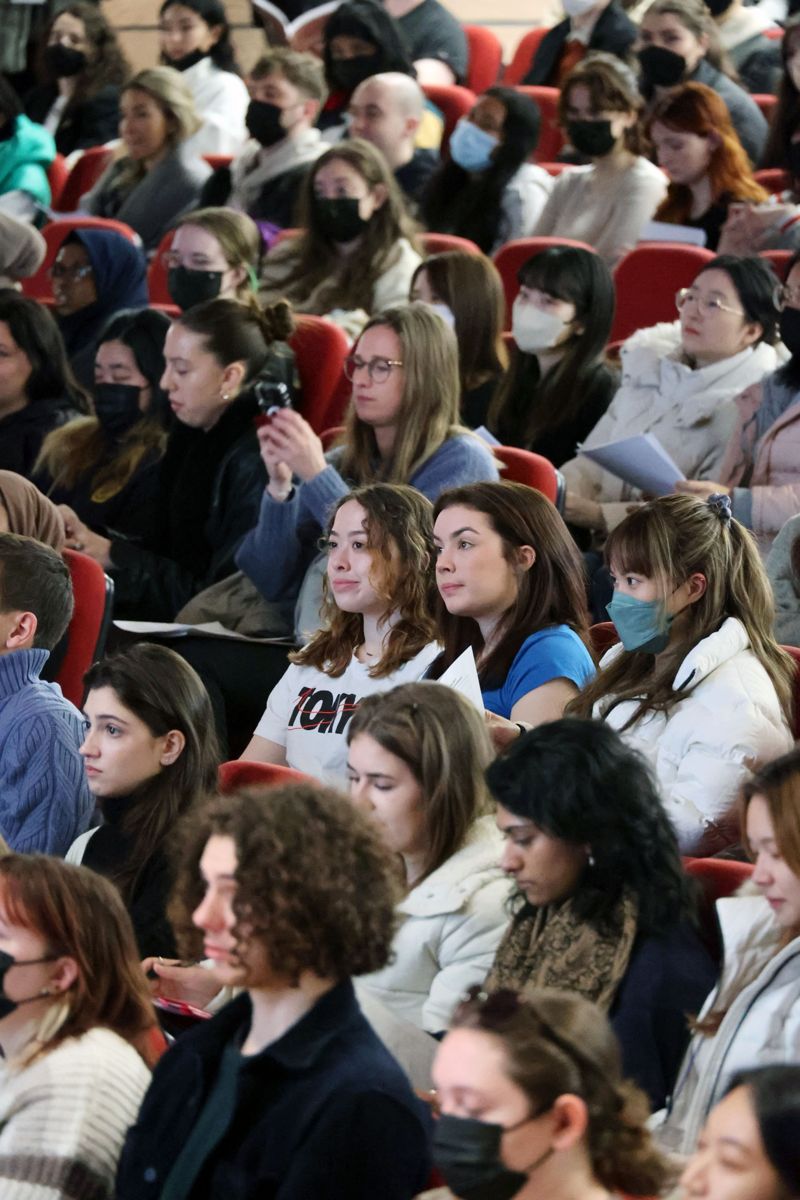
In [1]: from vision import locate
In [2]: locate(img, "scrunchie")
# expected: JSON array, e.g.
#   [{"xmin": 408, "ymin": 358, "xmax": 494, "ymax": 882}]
[{"xmin": 707, "ymin": 493, "xmax": 732, "ymax": 526}]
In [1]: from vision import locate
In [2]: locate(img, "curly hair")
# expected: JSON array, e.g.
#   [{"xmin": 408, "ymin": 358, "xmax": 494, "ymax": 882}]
[
  {"xmin": 451, "ymin": 987, "xmax": 672, "ymax": 1196},
  {"xmin": 291, "ymin": 483, "xmax": 437, "ymax": 678},
  {"xmin": 486, "ymin": 717, "xmax": 694, "ymax": 935},
  {"xmin": 37, "ymin": 3, "xmax": 130, "ymax": 103},
  {"xmin": 168, "ymin": 784, "xmax": 401, "ymax": 985},
  {"xmin": 277, "ymin": 139, "xmax": 419, "ymax": 314},
  {"xmin": 347, "ymin": 682, "xmax": 494, "ymax": 882},
  {"xmin": 649, "ymin": 83, "xmax": 767, "ymax": 222}
]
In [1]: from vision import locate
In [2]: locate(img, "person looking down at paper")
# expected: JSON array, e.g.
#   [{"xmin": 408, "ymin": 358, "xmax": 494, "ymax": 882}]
[
  {"xmin": 569, "ymin": 494, "xmax": 794, "ymax": 856},
  {"xmin": 428, "ymin": 482, "xmax": 595, "ymax": 730},
  {"xmin": 677, "ymin": 251, "xmax": 800, "ymax": 558},
  {"xmin": 240, "ymin": 485, "xmax": 440, "ymax": 787},
  {"xmin": 561, "ymin": 255, "xmax": 780, "ymax": 537}
]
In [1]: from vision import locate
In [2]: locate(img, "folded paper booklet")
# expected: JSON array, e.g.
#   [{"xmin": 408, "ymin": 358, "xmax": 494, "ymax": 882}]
[
  {"xmin": 639, "ymin": 220, "xmax": 708, "ymax": 247},
  {"xmin": 578, "ymin": 433, "xmax": 685, "ymax": 496},
  {"xmin": 251, "ymin": 0, "xmax": 340, "ymax": 51},
  {"xmin": 437, "ymin": 646, "xmax": 484, "ymax": 714},
  {"xmin": 114, "ymin": 620, "xmax": 293, "ymax": 645}
]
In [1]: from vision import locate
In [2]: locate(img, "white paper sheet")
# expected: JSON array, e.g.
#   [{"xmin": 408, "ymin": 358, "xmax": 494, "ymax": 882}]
[
  {"xmin": 639, "ymin": 220, "xmax": 708, "ymax": 247},
  {"xmin": 437, "ymin": 646, "xmax": 484, "ymax": 713},
  {"xmin": 113, "ymin": 620, "xmax": 293, "ymax": 645},
  {"xmin": 578, "ymin": 433, "xmax": 685, "ymax": 496}
]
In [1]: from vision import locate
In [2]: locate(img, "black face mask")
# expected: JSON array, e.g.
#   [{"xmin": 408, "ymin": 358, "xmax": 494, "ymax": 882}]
[
  {"xmin": 246, "ymin": 99, "xmax": 287, "ymax": 148},
  {"xmin": 780, "ymin": 305, "xmax": 800, "ymax": 360},
  {"xmin": 328, "ymin": 54, "xmax": 377, "ymax": 93},
  {"xmin": 94, "ymin": 382, "xmax": 143, "ymax": 440},
  {"xmin": 167, "ymin": 47, "xmax": 208, "ymax": 72},
  {"xmin": 638, "ymin": 44, "xmax": 687, "ymax": 88},
  {"xmin": 0, "ymin": 949, "xmax": 58, "ymax": 1020},
  {"xmin": 704, "ymin": 0, "xmax": 733, "ymax": 15},
  {"xmin": 44, "ymin": 43, "xmax": 87, "ymax": 78},
  {"xmin": 566, "ymin": 118, "xmax": 616, "ymax": 158},
  {"xmin": 433, "ymin": 1113, "xmax": 553, "ymax": 1200},
  {"xmin": 313, "ymin": 195, "xmax": 369, "ymax": 243},
  {"xmin": 167, "ymin": 264, "xmax": 224, "ymax": 312}
]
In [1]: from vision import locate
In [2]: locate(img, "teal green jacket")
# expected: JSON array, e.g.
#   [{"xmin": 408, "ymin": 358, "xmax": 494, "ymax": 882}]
[{"xmin": 0, "ymin": 114, "xmax": 55, "ymax": 206}]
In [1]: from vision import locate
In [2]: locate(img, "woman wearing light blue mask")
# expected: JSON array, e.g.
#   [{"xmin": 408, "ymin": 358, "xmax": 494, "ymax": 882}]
[
  {"xmin": 569, "ymin": 493, "xmax": 795, "ymax": 856},
  {"xmin": 422, "ymin": 88, "xmax": 553, "ymax": 255},
  {"xmin": 410, "ymin": 251, "xmax": 508, "ymax": 428}
]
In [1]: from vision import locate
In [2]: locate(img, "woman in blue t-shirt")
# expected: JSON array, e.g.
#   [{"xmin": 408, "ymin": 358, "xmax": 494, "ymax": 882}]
[{"xmin": 429, "ymin": 480, "xmax": 594, "ymax": 726}]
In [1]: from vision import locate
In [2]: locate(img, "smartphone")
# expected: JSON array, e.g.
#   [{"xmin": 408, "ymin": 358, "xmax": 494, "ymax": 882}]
[{"xmin": 254, "ymin": 379, "xmax": 292, "ymax": 429}]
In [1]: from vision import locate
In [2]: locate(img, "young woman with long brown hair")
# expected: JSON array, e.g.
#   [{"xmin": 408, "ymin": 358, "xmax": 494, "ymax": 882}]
[
  {"xmin": 430, "ymin": 481, "xmax": 594, "ymax": 727},
  {"xmin": 241, "ymin": 484, "xmax": 439, "ymax": 785},
  {"xmin": 0, "ymin": 854, "xmax": 159, "ymax": 1197},
  {"xmin": 659, "ymin": 747, "xmax": 800, "ymax": 1155},
  {"xmin": 649, "ymin": 82, "xmax": 768, "ymax": 250},
  {"xmin": 571, "ymin": 494, "xmax": 795, "ymax": 855}
]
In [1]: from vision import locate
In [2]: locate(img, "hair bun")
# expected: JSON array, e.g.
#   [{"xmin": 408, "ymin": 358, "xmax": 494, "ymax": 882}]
[
  {"xmin": 706, "ymin": 493, "xmax": 733, "ymax": 526},
  {"xmin": 258, "ymin": 298, "xmax": 294, "ymax": 345}
]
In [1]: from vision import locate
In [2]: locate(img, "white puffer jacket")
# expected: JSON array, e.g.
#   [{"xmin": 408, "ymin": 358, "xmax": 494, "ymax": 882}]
[
  {"xmin": 595, "ymin": 618, "xmax": 794, "ymax": 854},
  {"xmin": 561, "ymin": 322, "xmax": 780, "ymax": 531},
  {"xmin": 657, "ymin": 892, "xmax": 800, "ymax": 1154},
  {"xmin": 358, "ymin": 815, "xmax": 512, "ymax": 1033}
]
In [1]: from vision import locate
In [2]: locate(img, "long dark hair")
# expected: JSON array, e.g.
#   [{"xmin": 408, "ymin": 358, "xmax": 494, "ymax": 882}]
[
  {"xmin": 36, "ymin": 3, "xmax": 130, "ymax": 103},
  {"xmin": 159, "ymin": 0, "xmax": 239, "ymax": 73},
  {"xmin": 83, "ymin": 644, "xmax": 219, "ymax": 902},
  {"xmin": 727, "ymin": 1066, "xmax": 800, "ymax": 1197},
  {"xmin": 0, "ymin": 290, "xmax": 87, "ymax": 411},
  {"xmin": 423, "ymin": 87, "xmax": 542, "ymax": 254},
  {"xmin": 762, "ymin": 16, "xmax": 800, "ymax": 171},
  {"xmin": 489, "ymin": 247, "xmax": 615, "ymax": 448},
  {"xmin": 488, "ymin": 717, "xmax": 695, "ymax": 934},
  {"xmin": 428, "ymin": 481, "xmax": 590, "ymax": 688}
]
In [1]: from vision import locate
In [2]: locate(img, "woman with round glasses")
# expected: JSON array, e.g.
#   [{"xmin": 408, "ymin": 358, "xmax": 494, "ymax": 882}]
[
  {"xmin": 427, "ymin": 986, "xmax": 669, "ymax": 1200},
  {"xmin": 648, "ymin": 83, "xmax": 767, "ymax": 252},
  {"xmin": 259, "ymin": 139, "xmax": 421, "ymax": 341},
  {"xmin": 678, "ymin": 251, "xmax": 800, "ymax": 557},
  {"xmin": 237, "ymin": 302, "xmax": 498, "ymax": 648},
  {"xmin": 560, "ymin": 255, "xmax": 780, "ymax": 540}
]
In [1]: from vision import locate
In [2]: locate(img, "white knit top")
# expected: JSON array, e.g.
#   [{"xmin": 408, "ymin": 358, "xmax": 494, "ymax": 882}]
[{"xmin": 0, "ymin": 1026, "xmax": 151, "ymax": 1198}]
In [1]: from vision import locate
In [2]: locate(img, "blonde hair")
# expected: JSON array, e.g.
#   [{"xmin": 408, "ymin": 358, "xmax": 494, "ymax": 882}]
[
  {"xmin": 338, "ymin": 302, "xmax": 465, "ymax": 485},
  {"xmin": 347, "ymin": 682, "xmax": 494, "ymax": 883},
  {"xmin": 571, "ymin": 495, "xmax": 795, "ymax": 726},
  {"xmin": 124, "ymin": 66, "xmax": 201, "ymax": 144},
  {"xmin": 174, "ymin": 207, "xmax": 262, "ymax": 305}
]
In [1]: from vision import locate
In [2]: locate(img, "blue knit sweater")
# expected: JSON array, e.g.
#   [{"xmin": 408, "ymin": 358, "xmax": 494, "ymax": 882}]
[{"xmin": 0, "ymin": 648, "xmax": 93, "ymax": 854}]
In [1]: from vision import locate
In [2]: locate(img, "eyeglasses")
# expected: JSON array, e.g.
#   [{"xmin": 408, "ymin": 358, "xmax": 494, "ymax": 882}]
[
  {"xmin": 343, "ymin": 354, "xmax": 404, "ymax": 383},
  {"xmin": 675, "ymin": 288, "xmax": 745, "ymax": 317},
  {"xmin": 777, "ymin": 284, "xmax": 800, "ymax": 311},
  {"xmin": 48, "ymin": 263, "xmax": 93, "ymax": 282}
]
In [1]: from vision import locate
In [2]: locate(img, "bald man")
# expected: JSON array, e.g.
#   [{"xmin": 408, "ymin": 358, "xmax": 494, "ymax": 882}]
[{"xmin": 348, "ymin": 72, "xmax": 439, "ymax": 208}]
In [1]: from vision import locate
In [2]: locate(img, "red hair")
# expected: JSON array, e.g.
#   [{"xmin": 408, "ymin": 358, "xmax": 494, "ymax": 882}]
[{"xmin": 649, "ymin": 83, "xmax": 767, "ymax": 223}]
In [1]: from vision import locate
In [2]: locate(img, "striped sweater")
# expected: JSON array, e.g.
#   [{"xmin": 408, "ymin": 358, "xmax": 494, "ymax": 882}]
[{"xmin": 0, "ymin": 1026, "xmax": 151, "ymax": 1199}]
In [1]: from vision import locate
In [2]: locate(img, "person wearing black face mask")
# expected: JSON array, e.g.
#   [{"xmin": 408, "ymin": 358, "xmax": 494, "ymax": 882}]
[
  {"xmin": 637, "ymin": 0, "xmax": 767, "ymax": 167},
  {"xmin": 199, "ymin": 48, "xmax": 327, "ymax": 235},
  {"xmin": 677, "ymin": 253, "xmax": 800, "ymax": 560},
  {"xmin": 24, "ymin": 3, "xmax": 129, "ymax": 157},
  {"xmin": 34, "ymin": 309, "xmax": 172, "ymax": 546},
  {"xmin": 531, "ymin": 54, "xmax": 666, "ymax": 266},
  {"xmin": 708, "ymin": 0, "xmax": 781, "ymax": 95},
  {"xmin": 429, "ymin": 987, "xmax": 669, "ymax": 1200}
]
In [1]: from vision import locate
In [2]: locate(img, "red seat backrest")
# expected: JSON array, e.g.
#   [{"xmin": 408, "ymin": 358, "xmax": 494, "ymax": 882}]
[
  {"xmin": 493, "ymin": 236, "xmax": 596, "ymax": 329},
  {"xmin": 57, "ymin": 549, "xmax": 114, "ymax": 708},
  {"xmin": 589, "ymin": 621, "xmax": 619, "ymax": 658},
  {"xmin": 513, "ymin": 85, "xmax": 563, "ymax": 161},
  {"xmin": 47, "ymin": 154, "xmax": 69, "ymax": 209},
  {"xmin": 421, "ymin": 83, "xmax": 477, "ymax": 155},
  {"xmin": 610, "ymin": 242, "xmax": 715, "ymax": 344},
  {"xmin": 495, "ymin": 445, "xmax": 558, "ymax": 504},
  {"xmin": 22, "ymin": 217, "xmax": 140, "ymax": 301},
  {"xmin": 684, "ymin": 857, "xmax": 754, "ymax": 963},
  {"xmin": 218, "ymin": 759, "xmax": 313, "ymax": 791},
  {"xmin": 752, "ymin": 93, "xmax": 778, "ymax": 122},
  {"xmin": 289, "ymin": 314, "xmax": 351, "ymax": 434},
  {"xmin": 754, "ymin": 167, "xmax": 791, "ymax": 195},
  {"xmin": 463, "ymin": 24, "xmax": 503, "ymax": 93},
  {"xmin": 760, "ymin": 248, "xmax": 793, "ymax": 281},
  {"xmin": 504, "ymin": 27, "xmax": 549, "ymax": 86},
  {"xmin": 54, "ymin": 145, "xmax": 114, "ymax": 213},
  {"xmin": 203, "ymin": 153, "xmax": 233, "ymax": 172},
  {"xmin": 419, "ymin": 232, "xmax": 481, "ymax": 256}
]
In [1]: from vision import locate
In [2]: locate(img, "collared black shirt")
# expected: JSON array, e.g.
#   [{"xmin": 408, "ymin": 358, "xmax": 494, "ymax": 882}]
[{"xmin": 116, "ymin": 979, "xmax": 433, "ymax": 1200}]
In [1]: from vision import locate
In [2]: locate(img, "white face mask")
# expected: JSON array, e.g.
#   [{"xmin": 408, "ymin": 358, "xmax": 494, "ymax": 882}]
[
  {"xmin": 427, "ymin": 301, "xmax": 456, "ymax": 328},
  {"xmin": 562, "ymin": 0, "xmax": 599, "ymax": 17},
  {"xmin": 512, "ymin": 298, "xmax": 569, "ymax": 353}
]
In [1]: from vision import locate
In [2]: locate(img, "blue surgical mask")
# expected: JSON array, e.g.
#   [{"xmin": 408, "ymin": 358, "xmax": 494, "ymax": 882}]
[
  {"xmin": 607, "ymin": 591, "xmax": 674, "ymax": 655},
  {"xmin": 449, "ymin": 118, "xmax": 499, "ymax": 173},
  {"xmin": 428, "ymin": 301, "xmax": 456, "ymax": 328}
]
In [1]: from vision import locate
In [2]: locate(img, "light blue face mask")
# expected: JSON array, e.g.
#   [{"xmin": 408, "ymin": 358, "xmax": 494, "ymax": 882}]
[
  {"xmin": 449, "ymin": 118, "xmax": 499, "ymax": 173},
  {"xmin": 607, "ymin": 591, "xmax": 674, "ymax": 655},
  {"xmin": 427, "ymin": 301, "xmax": 456, "ymax": 328}
]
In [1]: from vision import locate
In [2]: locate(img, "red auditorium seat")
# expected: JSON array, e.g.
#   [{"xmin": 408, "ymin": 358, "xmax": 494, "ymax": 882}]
[
  {"xmin": 54, "ymin": 145, "xmax": 114, "ymax": 212},
  {"xmin": 495, "ymin": 445, "xmax": 559, "ymax": 505},
  {"xmin": 22, "ymin": 217, "xmax": 139, "ymax": 301},
  {"xmin": 463, "ymin": 25, "xmax": 503, "ymax": 93},
  {"xmin": 493, "ymin": 236, "xmax": 596, "ymax": 328},
  {"xmin": 57, "ymin": 549, "xmax": 114, "ymax": 708},
  {"xmin": 504, "ymin": 27, "xmax": 548, "ymax": 86},
  {"xmin": 218, "ymin": 760, "xmax": 313, "ymax": 791},
  {"xmin": 422, "ymin": 83, "xmax": 477, "ymax": 154},
  {"xmin": 610, "ymin": 242, "xmax": 715, "ymax": 344},
  {"xmin": 513, "ymin": 86, "xmax": 563, "ymax": 161}
]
